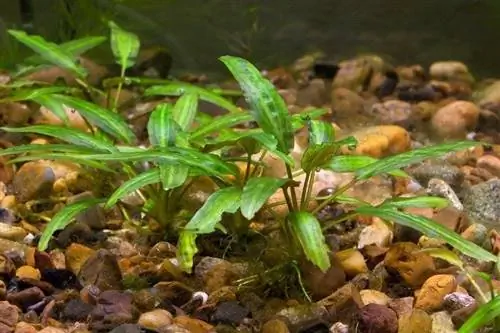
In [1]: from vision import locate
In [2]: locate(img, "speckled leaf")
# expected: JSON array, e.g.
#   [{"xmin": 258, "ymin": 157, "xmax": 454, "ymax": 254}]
[
  {"xmin": 459, "ymin": 296, "xmax": 500, "ymax": 333},
  {"xmin": 288, "ymin": 211, "xmax": 331, "ymax": 272},
  {"xmin": 172, "ymin": 92, "xmax": 199, "ymax": 131},
  {"xmin": 356, "ymin": 141, "xmax": 480, "ymax": 180},
  {"xmin": 145, "ymin": 82, "xmax": 241, "ymax": 113},
  {"xmin": 219, "ymin": 56, "xmax": 294, "ymax": 154},
  {"xmin": 0, "ymin": 125, "xmax": 116, "ymax": 152},
  {"xmin": 8, "ymin": 30, "xmax": 87, "ymax": 77},
  {"xmin": 159, "ymin": 165, "xmax": 189, "ymax": 191},
  {"xmin": 241, "ymin": 177, "xmax": 287, "ymax": 220},
  {"xmin": 7, "ymin": 153, "xmax": 113, "ymax": 171},
  {"xmin": 30, "ymin": 94, "xmax": 70, "ymax": 124},
  {"xmin": 302, "ymin": 143, "xmax": 339, "ymax": 173},
  {"xmin": 323, "ymin": 155, "xmax": 409, "ymax": 178},
  {"xmin": 108, "ymin": 21, "xmax": 140, "ymax": 70},
  {"xmin": 355, "ymin": 206, "xmax": 498, "ymax": 263},
  {"xmin": 106, "ymin": 169, "xmax": 160, "ymax": 208},
  {"xmin": 38, "ymin": 198, "xmax": 105, "ymax": 251},
  {"xmin": 0, "ymin": 144, "xmax": 101, "ymax": 156},
  {"xmin": 147, "ymin": 103, "xmax": 178, "ymax": 147},
  {"xmin": 291, "ymin": 108, "xmax": 329, "ymax": 131},
  {"xmin": 49, "ymin": 94, "xmax": 136, "ymax": 144},
  {"xmin": 308, "ymin": 119, "xmax": 335, "ymax": 145},
  {"xmin": 184, "ymin": 186, "xmax": 242, "ymax": 234}
]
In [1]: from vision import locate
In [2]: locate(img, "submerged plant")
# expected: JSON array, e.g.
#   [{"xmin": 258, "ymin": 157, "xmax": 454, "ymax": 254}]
[{"xmin": 1, "ymin": 25, "xmax": 499, "ymax": 318}]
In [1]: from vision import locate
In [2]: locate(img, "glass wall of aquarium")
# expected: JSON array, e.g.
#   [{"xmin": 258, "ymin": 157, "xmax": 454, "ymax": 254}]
[{"xmin": 0, "ymin": 1, "xmax": 499, "ymax": 333}]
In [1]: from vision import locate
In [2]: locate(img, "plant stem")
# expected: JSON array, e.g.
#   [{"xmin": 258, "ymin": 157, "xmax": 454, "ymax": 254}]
[
  {"xmin": 285, "ymin": 165, "xmax": 298, "ymax": 211},
  {"xmin": 304, "ymin": 170, "xmax": 315, "ymax": 210},
  {"xmin": 244, "ymin": 153, "xmax": 252, "ymax": 183},
  {"xmin": 322, "ymin": 212, "xmax": 358, "ymax": 231},
  {"xmin": 112, "ymin": 68, "xmax": 126, "ymax": 111},
  {"xmin": 465, "ymin": 270, "xmax": 490, "ymax": 304},
  {"xmin": 300, "ymin": 172, "xmax": 311, "ymax": 210},
  {"xmin": 250, "ymin": 150, "xmax": 267, "ymax": 177},
  {"xmin": 282, "ymin": 188, "xmax": 294, "ymax": 213},
  {"xmin": 311, "ymin": 179, "xmax": 356, "ymax": 215}
]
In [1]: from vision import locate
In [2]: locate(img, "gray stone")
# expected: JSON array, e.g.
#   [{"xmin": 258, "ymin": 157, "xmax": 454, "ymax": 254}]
[{"xmin": 462, "ymin": 179, "xmax": 500, "ymax": 230}]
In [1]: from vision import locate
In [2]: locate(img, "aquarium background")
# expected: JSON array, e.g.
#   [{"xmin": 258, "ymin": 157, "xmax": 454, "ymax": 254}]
[{"xmin": 0, "ymin": 0, "xmax": 499, "ymax": 78}]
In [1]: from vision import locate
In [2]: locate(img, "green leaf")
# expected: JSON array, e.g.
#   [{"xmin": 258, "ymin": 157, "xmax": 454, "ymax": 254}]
[
  {"xmin": 459, "ymin": 296, "xmax": 500, "ymax": 333},
  {"xmin": 190, "ymin": 112, "xmax": 253, "ymax": 140},
  {"xmin": 288, "ymin": 211, "xmax": 331, "ymax": 272},
  {"xmin": 38, "ymin": 198, "xmax": 105, "ymax": 251},
  {"xmin": 177, "ymin": 230, "xmax": 198, "ymax": 273},
  {"xmin": 301, "ymin": 143, "xmax": 339, "ymax": 173},
  {"xmin": 380, "ymin": 196, "xmax": 450, "ymax": 209},
  {"xmin": 108, "ymin": 21, "xmax": 140, "ymax": 70},
  {"xmin": 418, "ymin": 248, "xmax": 465, "ymax": 269},
  {"xmin": 159, "ymin": 165, "xmax": 189, "ymax": 191},
  {"xmin": 291, "ymin": 108, "xmax": 329, "ymax": 131},
  {"xmin": 8, "ymin": 29, "xmax": 87, "ymax": 78},
  {"xmin": 49, "ymin": 94, "xmax": 136, "ymax": 144},
  {"xmin": 105, "ymin": 169, "xmax": 160, "ymax": 208},
  {"xmin": 61, "ymin": 148, "xmax": 238, "ymax": 179},
  {"xmin": 173, "ymin": 92, "xmax": 199, "ymax": 131},
  {"xmin": 0, "ymin": 125, "xmax": 117, "ymax": 152},
  {"xmin": 0, "ymin": 144, "xmax": 103, "ymax": 157},
  {"xmin": 251, "ymin": 132, "xmax": 295, "ymax": 167},
  {"xmin": 8, "ymin": 153, "xmax": 114, "ymax": 171},
  {"xmin": 356, "ymin": 141, "xmax": 480, "ymax": 180},
  {"xmin": 241, "ymin": 177, "xmax": 287, "ymax": 220},
  {"xmin": 145, "ymin": 82, "xmax": 241, "ymax": 114},
  {"xmin": 4, "ymin": 86, "xmax": 77, "ymax": 103},
  {"xmin": 147, "ymin": 103, "xmax": 178, "ymax": 147},
  {"xmin": 31, "ymin": 94, "xmax": 69, "ymax": 124},
  {"xmin": 323, "ymin": 155, "xmax": 409, "ymax": 178},
  {"xmin": 355, "ymin": 206, "xmax": 498, "ymax": 263},
  {"xmin": 308, "ymin": 119, "xmax": 335, "ymax": 145},
  {"xmin": 219, "ymin": 55, "xmax": 294, "ymax": 154},
  {"xmin": 184, "ymin": 187, "xmax": 242, "ymax": 234},
  {"xmin": 25, "ymin": 36, "xmax": 107, "ymax": 65}
]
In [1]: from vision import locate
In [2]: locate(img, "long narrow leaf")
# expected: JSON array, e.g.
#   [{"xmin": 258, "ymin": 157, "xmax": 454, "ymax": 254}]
[
  {"xmin": 380, "ymin": 196, "xmax": 450, "ymax": 209},
  {"xmin": 8, "ymin": 30, "xmax": 87, "ymax": 78},
  {"xmin": 355, "ymin": 206, "xmax": 498, "ymax": 262},
  {"xmin": 0, "ymin": 125, "xmax": 117, "ymax": 152},
  {"xmin": 38, "ymin": 198, "xmax": 105, "ymax": 251},
  {"xmin": 323, "ymin": 155, "xmax": 409, "ymax": 178},
  {"xmin": 190, "ymin": 112, "xmax": 253, "ymax": 140},
  {"xmin": 145, "ymin": 83, "xmax": 241, "ymax": 114},
  {"xmin": 108, "ymin": 21, "xmax": 140, "ymax": 70},
  {"xmin": 356, "ymin": 141, "xmax": 480, "ymax": 180},
  {"xmin": 0, "ymin": 144, "xmax": 103, "ymax": 156},
  {"xmin": 105, "ymin": 169, "xmax": 161, "ymax": 208},
  {"xmin": 459, "ymin": 296, "xmax": 500, "ymax": 333},
  {"xmin": 49, "ymin": 94, "xmax": 136, "ymax": 144},
  {"xmin": 177, "ymin": 230, "xmax": 198, "ymax": 273},
  {"xmin": 24, "ymin": 36, "xmax": 107, "ymax": 65},
  {"xmin": 220, "ymin": 56, "xmax": 294, "ymax": 154},
  {"xmin": 31, "ymin": 94, "xmax": 69, "ymax": 124},
  {"xmin": 148, "ymin": 103, "xmax": 178, "ymax": 147},
  {"xmin": 241, "ymin": 177, "xmax": 287, "ymax": 220},
  {"xmin": 288, "ymin": 211, "xmax": 331, "ymax": 272},
  {"xmin": 159, "ymin": 165, "xmax": 189, "ymax": 191},
  {"xmin": 8, "ymin": 153, "xmax": 114, "ymax": 172}
]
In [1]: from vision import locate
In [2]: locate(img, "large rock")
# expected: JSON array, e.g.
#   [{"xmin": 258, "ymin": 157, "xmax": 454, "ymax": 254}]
[
  {"xmin": 346, "ymin": 125, "xmax": 411, "ymax": 158},
  {"xmin": 431, "ymin": 101, "xmax": 479, "ymax": 139}
]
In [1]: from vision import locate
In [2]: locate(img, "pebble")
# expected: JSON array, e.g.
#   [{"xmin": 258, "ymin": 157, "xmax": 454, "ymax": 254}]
[
  {"xmin": 336, "ymin": 249, "xmax": 368, "ymax": 277},
  {"xmin": 261, "ymin": 319, "xmax": 290, "ymax": 333},
  {"xmin": 173, "ymin": 316, "xmax": 214, "ymax": 333},
  {"xmin": 67, "ymin": 192, "xmax": 106, "ymax": 230},
  {"xmin": 318, "ymin": 283, "xmax": 363, "ymax": 325},
  {"xmin": 14, "ymin": 322, "xmax": 37, "ymax": 333},
  {"xmin": 358, "ymin": 218, "xmax": 393, "ymax": 249},
  {"xmin": 387, "ymin": 297, "xmax": 414, "ymax": 317},
  {"xmin": 429, "ymin": 61, "xmax": 473, "ymax": 83},
  {"xmin": 15, "ymin": 266, "xmax": 40, "ymax": 280},
  {"xmin": 0, "ymin": 301, "xmax": 20, "ymax": 332},
  {"xmin": 415, "ymin": 275, "xmax": 457, "ymax": 312},
  {"xmin": 12, "ymin": 161, "xmax": 55, "ymax": 203},
  {"xmin": 358, "ymin": 303, "xmax": 398, "ymax": 333},
  {"xmin": 431, "ymin": 311, "xmax": 456, "ymax": 333},
  {"xmin": 65, "ymin": 243, "xmax": 96, "ymax": 275},
  {"xmin": 370, "ymin": 100, "xmax": 413, "ymax": 126},
  {"xmin": 476, "ymin": 154, "xmax": 500, "ymax": 178},
  {"xmin": 384, "ymin": 242, "xmax": 435, "ymax": 288},
  {"xmin": 347, "ymin": 125, "xmax": 411, "ymax": 158},
  {"xmin": 78, "ymin": 249, "xmax": 123, "ymax": 291},
  {"xmin": 360, "ymin": 289, "xmax": 391, "ymax": 306},
  {"xmin": 426, "ymin": 178, "xmax": 463, "ymax": 211},
  {"xmin": 462, "ymin": 179, "xmax": 500, "ymax": 230},
  {"xmin": 398, "ymin": 309, "xmax": 432, "ymax": 333},
  {"xmin": 137, "ymin": 309, "xmax": 173, "ymax": 330},
  {"xmin": 0, "ymin": 224, "xmax": 27, "ymax": 242},
  {"xmin": 431, "ymin": 101, "xmax": 479, "ymax": 139}
]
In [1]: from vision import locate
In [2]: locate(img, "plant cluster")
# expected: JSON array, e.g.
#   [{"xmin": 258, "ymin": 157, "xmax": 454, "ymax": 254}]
[{"xmin": 0, "ymin": 21, "xmax": 499, "ymax": 332}]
